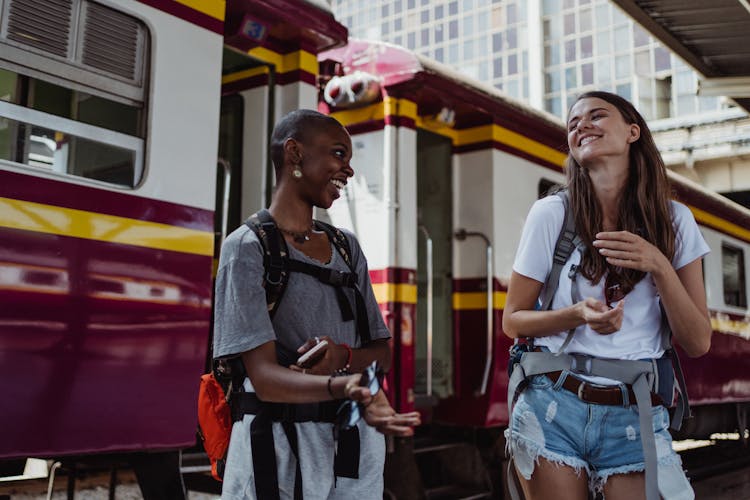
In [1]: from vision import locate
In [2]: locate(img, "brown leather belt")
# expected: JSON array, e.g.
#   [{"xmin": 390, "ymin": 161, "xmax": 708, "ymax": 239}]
[{"xmin": 547, "ymin": 370, "xmax": 663, "ymax": 407}]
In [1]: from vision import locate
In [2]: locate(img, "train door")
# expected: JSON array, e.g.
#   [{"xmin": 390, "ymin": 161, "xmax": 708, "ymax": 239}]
[
  {"xmin": 214, "ymin": 48, "xmax": 274, "ymax": 251},
  {"xmin": 215, "ymin": 93, "xmax": 244, "ymax": 252},
  {"xmin": 415, "ymin": 130, "xmax": 454, "ymax": 406}
]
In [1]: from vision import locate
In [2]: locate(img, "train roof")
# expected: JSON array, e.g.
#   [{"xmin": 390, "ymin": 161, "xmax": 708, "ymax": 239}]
[
  {"xmin": 225, "ymin": 0, "xmax": 348, "ymax": 54},
  {"xmin": 321, "ymin": 39, "xmax": 565, "ymax": 148}
]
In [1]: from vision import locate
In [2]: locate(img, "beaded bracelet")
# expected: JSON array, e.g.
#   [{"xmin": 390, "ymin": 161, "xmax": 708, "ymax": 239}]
[{"xmin": 333, "ymin": 343, "xmax": 352, "ymax": 375}]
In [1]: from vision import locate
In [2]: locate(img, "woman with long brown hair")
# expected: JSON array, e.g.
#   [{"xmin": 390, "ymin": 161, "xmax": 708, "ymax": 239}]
[{"xmin": 503, "ymin": 91, "xmax": 710, "ymax": 500}]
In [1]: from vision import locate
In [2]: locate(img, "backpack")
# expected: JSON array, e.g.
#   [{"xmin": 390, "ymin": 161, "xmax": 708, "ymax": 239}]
[
  {"xmin": 505, "ymin": 190, "xmax": 691, "ymax": 500},
  {"xmin": 197, "ymin": 373, "xmax": 232, "ymax": 481},
  {"xmin": 196, "ymin": 209, "xmax": 371, "ymax": 483}
]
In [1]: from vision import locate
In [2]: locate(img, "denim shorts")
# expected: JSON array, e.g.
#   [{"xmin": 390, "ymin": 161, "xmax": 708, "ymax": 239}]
[{"xmin": 506, "ymin": 372, "xmax": 694, "ymax": 498}]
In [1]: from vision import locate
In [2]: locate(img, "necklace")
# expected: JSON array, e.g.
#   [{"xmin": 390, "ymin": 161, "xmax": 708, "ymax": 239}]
[{"xmin": 278, "ymin": 223, "xmax": 315, "ymax": 243}]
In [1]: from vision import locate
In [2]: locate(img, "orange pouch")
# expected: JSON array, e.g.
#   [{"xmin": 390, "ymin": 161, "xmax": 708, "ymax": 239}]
[{"xmin": 197, "ymin": 373, "xmax": 232, "ymax": 481}]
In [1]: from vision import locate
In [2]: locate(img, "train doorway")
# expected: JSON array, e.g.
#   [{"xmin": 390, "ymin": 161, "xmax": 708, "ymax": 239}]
[
  {"xmin": 415, "ymin": 129, "xmax": 454, "ymax": 405},
  {"xmin": 215, "ymin": 93, "xmax": 244, "ymax": 251}
]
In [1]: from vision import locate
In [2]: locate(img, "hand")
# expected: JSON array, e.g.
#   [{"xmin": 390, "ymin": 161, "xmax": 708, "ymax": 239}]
[
  {"xmin": 361, "ymin": 391, "xmax": 421, "ymax": 436},
  {"xmin": 577, "ymin": 297, "xmax": 624, "ymax": 335},
  {"xmin": 289, "ymin": 336, "xmax": 347, "ymax": 375},
  {"xmin": 593, "ymin": 231, "xmax": 669, "ymax": 275},
  {"xmin": 341, "ymin": 375, "xmax": 420, "ymax": 436}
]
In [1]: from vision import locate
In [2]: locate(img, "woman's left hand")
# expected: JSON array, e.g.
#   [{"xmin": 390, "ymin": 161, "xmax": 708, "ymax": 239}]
[{"xmin": 593, "ymin": 231, "xmax": 669, "ymax": 275}]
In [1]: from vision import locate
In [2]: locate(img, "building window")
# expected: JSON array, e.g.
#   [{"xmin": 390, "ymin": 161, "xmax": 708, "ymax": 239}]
[
  {"xmin": 565, "ymin": 40, "xmax": 576, "ymax": 62},
  {"xmin": 723, "ymin": 244, "xmax": 747, "ymax": 308},
  {"xmin": 654, "ymin": 46, "xmax": 671, "ymax": 72},
  {"xmin": 581, "ymin": 63, "xmax": 593, "ymax": 85},
  {"xmin": 493, "ymin": 33, "xmax": 503, "ymax": 51}
]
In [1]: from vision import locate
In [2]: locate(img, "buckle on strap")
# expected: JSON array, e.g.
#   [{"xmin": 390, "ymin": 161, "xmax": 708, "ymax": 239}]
[
  {"xmin": 570, "ymin": 353, "xmax": 593, "ymax": 375},
  {"xmin": 319, "ymin": 268, "xmax": 353, "ymax": 287}
]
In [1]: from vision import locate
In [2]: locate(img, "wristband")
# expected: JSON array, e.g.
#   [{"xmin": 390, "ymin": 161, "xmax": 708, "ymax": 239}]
[{"xmin": 327, "ymin": 376, "xmax": 336, "ymax": 399}]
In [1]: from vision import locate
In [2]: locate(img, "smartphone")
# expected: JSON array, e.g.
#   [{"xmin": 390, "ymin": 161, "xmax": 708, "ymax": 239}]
[{"xmin": 297, "ymin": 340, "xmax": 328, "ymax": 367}]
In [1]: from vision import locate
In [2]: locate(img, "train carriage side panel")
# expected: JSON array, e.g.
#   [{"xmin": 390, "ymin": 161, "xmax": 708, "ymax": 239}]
[
  {"xmin": 680, "ymin": 225, "xmax": 750, "ymax": 407},
  {"xmin": 0, "ymin": 0, "xmax": 223, "ymax": 459}
]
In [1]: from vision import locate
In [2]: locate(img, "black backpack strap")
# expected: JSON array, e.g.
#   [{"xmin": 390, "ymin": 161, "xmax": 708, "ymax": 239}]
[
  {"xmin": 313, "ymin": 221, "xmax": 373, "ymax": 345},
  {"xmin": 245, "ymin": 209, "xmax": 290, "ymax": 318},
  {"xmin": 314, "ymin": 219, "xmax": 353, "ymax": 268},
  {"xmin": 250, "ymin": 408, "xmax": 281, "ymax": 500},
  {"xmin": 281, "ymin": 421, "xmax": 304, "ymax": 500}
]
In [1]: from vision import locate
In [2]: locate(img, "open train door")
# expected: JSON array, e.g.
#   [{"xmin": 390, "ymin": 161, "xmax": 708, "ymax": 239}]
[{"xmin": 414, "ymin": 130, "xmax": 455, "ymax": 411}]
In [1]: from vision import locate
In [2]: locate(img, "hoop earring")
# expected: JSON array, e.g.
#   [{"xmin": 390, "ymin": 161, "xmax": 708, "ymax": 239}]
[{"xmin": 293, "ymin": 166, "xmax": 302, "ymax": 179}]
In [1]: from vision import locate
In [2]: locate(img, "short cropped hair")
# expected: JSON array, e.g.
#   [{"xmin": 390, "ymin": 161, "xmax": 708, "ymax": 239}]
[{"xmin": 270, "ymin": 109, "xmax": 345, "ymax": 177}]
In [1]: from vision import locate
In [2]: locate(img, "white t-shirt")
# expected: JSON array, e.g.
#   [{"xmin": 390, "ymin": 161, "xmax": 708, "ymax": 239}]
[{"xmin": 513, "ymin": 195, "xmax": 710, "ymax": 362}]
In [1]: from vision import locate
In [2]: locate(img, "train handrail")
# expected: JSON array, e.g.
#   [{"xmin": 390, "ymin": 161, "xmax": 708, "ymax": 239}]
[
  {"xmin": 418, "ymin": 225, "xmax": 434, "ymax": 397},
  {"xmin": 217, "ymin": 158, "xmax": 232, "ymax": 245},
  {"xmin": 454, "ymin": 229, "xmax": 493, "ymax": 396}
]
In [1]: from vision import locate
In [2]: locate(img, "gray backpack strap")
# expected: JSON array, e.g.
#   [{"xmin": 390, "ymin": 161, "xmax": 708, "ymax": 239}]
[
  {"xmin": 658, "ymin": 301, "xmax": 691, "ymax": 430},
  {"xmin": 556, "ymin": 258, "xmax": 583, "ymax": 355},
  {"xmin": 540, "ymin": 190, "xmax": 578, "ymax": 311},
  {"xmin": 508, "ymin": 352, "xmax": 661, "ymax": 500}
]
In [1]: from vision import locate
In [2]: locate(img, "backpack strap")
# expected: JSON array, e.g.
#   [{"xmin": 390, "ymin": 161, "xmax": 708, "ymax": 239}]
[
  {"xmin": 507, "ymin": 352, "xmax": 661, "ymax": 500},
  {"xmin": 539, "ymin": 190, "xmax": 580, "ymax": 311},
  {"xmin": 314, "ymin": 219, "xmax": 353, "ymax": 269},
  {"xmin": 314, "ymin": 220, "xmax": 372, "ymax": 344},
  {"xmin": 246, "ymin": 208, "xmax": 290, "ymax": 318},
  {"xmin": 533, "ymin": 190, "xmax": 584, "ymax": 354},
  {"xmin": 244, "ymin": 211, "xmax": 372, "ymax": 344},
  {"xmin": 658, "ymin": 302, "xmax": 692, "ymax": 430}
]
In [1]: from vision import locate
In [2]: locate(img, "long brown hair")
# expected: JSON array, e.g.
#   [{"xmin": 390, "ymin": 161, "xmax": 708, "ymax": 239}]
[{"xmin": 566, "ymin": 91, "xmax": 675, "ymax": 292}]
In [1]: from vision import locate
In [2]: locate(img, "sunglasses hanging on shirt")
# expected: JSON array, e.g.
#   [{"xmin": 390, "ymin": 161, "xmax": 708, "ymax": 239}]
[{"xmin": 335, "ymin": 361, "xmax": 384, "ymax": 432}]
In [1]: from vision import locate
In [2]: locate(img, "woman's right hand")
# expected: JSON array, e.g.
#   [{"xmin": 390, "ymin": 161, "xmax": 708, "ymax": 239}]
[
  {"xmin": 292, "ymin": 335, "xmax": 346, "ymax": 375},
  {"xmin": 577, "ymin": 297, "xmax": 624, "ymax": 334}
]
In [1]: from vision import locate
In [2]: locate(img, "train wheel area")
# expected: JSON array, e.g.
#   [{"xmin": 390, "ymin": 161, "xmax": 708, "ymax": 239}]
[{"xmin": 0, "ymin": 452, "xmax": 213, "ymax": 500}]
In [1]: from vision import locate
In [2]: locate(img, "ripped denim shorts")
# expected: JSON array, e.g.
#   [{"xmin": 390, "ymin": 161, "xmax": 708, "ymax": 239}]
[{"xmin": 505, "ymin": 372, "xmax": 694, "ymax": 499}]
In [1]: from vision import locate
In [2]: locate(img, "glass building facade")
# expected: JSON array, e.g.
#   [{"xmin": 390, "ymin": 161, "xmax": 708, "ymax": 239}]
[{"xmin": 332, "ymin": 0, "xmax": 727, "ymax": 121}]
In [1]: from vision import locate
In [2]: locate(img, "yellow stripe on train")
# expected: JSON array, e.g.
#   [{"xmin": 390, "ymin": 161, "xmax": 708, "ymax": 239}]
[
  {"xmin": 246, "ymin": 47, "xmax": 319, "ymax": 75},
  {"xmin": 371, "ymin": 283, "xmax": 418, "ymax": 304},
  {"xmin": 370, "ymin": 286, "xmax": 508, "ymax": 310},
  {"xmin": 453, "ymin": 291, "xmax": 507, "ymax": 310},
  {"xmin": 331, "ymin": 98, "xmax": 566, "ymax": 168},
  {"xmin": 0, "ymin": 197, "xmax": 213, "ymax": 256},
  {"xmin": 175, "ymin": 0, "xmax": 225, "ymax": 21},
  {"xmin": 690, "ymin": 205, "xmax": 750, "ymax": 243}
]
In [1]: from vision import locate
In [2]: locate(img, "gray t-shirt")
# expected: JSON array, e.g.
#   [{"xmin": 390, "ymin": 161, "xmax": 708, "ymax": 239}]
[
  {"xmin": 213, "ymin": 223, "xmax": 390, "ymax": 500},
  {"xmin": 213, "ymin": 224, "xmax": 389, "ymax": 359}
]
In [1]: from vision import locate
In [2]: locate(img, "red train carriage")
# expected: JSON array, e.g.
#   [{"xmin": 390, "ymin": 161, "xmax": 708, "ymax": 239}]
[
  {"xmin": 0, "ymin": 0, "xmax": 348, "ymax": 496},
  {"xmin": 0, "ymin": 0, "xmax": 223, "ymax": 492}
]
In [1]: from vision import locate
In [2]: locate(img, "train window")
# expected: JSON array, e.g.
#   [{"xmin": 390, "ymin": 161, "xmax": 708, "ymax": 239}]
[
  {"xmin": 722, "ymin": 243, "xmax": 747, "ymax": 308},
  {"xmin": 0, "ymin": 0, "xmax": 148, "ymax": 187}
]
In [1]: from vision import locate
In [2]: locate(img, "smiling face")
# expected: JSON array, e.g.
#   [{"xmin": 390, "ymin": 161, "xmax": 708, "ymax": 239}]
[
  {"xmin": 295, "ymin": 124, "xmax": 353, "ymax": 209},
  {"xmin": 567, "ymin": 97, "xmax": 640, "ymax": 168}
]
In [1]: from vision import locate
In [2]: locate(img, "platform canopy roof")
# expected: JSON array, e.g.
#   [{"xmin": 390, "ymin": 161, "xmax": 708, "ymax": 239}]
[{"xmin": 613, "ymin": 0, "xmax": 750, "ymax": 114}]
